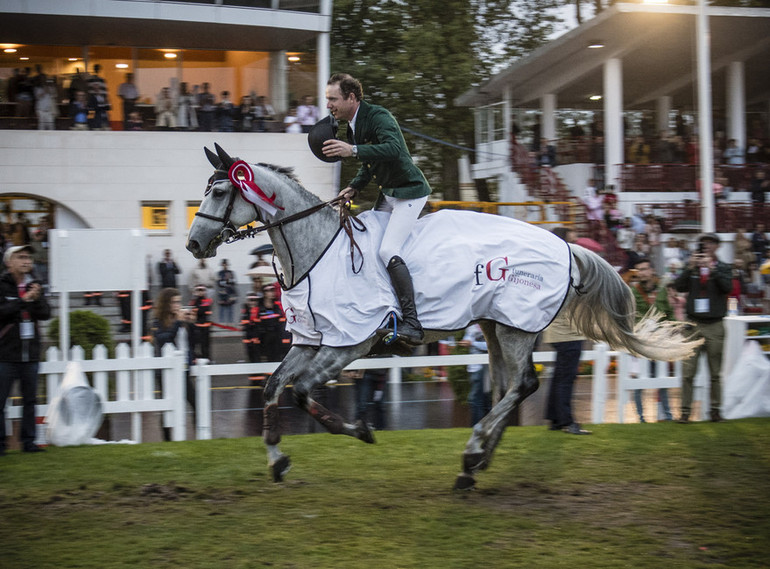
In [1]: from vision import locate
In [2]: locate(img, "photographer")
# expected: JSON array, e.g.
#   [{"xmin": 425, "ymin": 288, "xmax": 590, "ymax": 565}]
[
  {"xmin": 673, "ymin": 234, "xmax": 732, "ymax": 423},
  {"xmin": 0, "ymin": 245, "xmax": 51, "ymax": 455}
]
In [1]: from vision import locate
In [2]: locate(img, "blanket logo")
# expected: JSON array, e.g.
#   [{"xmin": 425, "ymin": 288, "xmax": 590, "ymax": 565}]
[{"xmin": 474, "ymin": 256, "xmax": 544, "ymax": 290}]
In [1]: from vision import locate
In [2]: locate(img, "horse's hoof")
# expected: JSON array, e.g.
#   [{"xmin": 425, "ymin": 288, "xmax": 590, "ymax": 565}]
[
  {"xmin": 271, "ymin": 455, "xmax": 291, "ymax": 482},
  {"xmin": 463, "ymin": 452, "xmax": 487, "ymax": 474},
  {"xmin": 453, "ymin": 473, "xmax": 476, "ymax": 491},
  {"xmin": 354, "ymin": 419, "xmax": 376, "ymax": 444}
]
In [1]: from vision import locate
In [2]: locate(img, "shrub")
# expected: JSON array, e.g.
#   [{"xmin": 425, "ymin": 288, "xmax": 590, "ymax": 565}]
[{"xmin": 48, "ymin": 310, "xmax": 115, "ymax": 358}]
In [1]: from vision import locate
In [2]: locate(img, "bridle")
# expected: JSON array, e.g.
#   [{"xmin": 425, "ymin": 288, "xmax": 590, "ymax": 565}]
[
  {"xmin": 194, "ymin": 171, "xmax": 364, "ymax": 287},
  {"xmin": 194, "ymin": 170, "xmax": 253, "ymax": 243}
]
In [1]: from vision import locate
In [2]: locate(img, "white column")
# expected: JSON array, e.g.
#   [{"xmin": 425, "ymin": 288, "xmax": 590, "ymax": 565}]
[
  {"xmin": 269, "ymin": 51, "xmax": 288, "ymax": 114},
  {"xmin": 696, "ymin": 0, "xmax": 715, "ymax": 233},
  {"xmin": 726, "ymin": 60, "xmax": 745, "ymax": 151},
  {"xmin": 317, "ymin": 0, "xmax": 332, "ymax": 118},
  {"xmin": 603, "ymin": 58, "xmax": 624, "ymax": 190},
  {"xmin": 316, "ymin": 34, "xmax": 330, "ymax": 118},
  {"xmin": 656, "ymin": 96, "xmax": 672, "ymax": 135},
  {"xmin": 541, "ymin": 94, "xmax": 557, "ymax": 143}
]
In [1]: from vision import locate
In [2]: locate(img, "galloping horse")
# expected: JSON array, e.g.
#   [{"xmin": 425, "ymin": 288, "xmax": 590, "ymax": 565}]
[{"xmin": 187, "ymin": 144, "xmax": 700, "ymax": 490}]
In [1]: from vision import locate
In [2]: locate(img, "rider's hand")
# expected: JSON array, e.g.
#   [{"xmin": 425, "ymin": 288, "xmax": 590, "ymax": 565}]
[
  {"xmin": 323, "ymin": 139, "xmax": 355, "ymax": 159},
  {"xmin": 338, "ymin": 187, "xmax": 357, "ymax": 202}
]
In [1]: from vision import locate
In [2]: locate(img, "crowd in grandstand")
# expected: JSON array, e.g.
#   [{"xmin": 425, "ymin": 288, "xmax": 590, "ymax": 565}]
[{"xmin": 1, "ymin": 66, "xmax": 319, "ymax": 133}]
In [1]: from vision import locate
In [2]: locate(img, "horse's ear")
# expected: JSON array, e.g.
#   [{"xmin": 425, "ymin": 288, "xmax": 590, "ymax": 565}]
[
  {"xmin": 214, "ymin": 143, "xmax": 235, "ymax": 169},
  {"xmin": 204, "ymin": 146, "xmax": 222, "ymax": 169}
]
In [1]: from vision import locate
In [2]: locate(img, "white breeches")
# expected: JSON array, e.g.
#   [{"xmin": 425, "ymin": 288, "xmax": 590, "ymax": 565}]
[{"xmin": 375, "ymin": 194, "xmax": 428, "ymax": 265}]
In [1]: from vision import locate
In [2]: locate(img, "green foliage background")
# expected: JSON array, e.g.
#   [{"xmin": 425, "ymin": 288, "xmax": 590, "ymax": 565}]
[
  {"xmin": 48, "ymin": 310, "xmax": 115, "ymax": 358},
  {"xmin": 329, "ymin": 0, "xmax": 563, "ymax": 200}
]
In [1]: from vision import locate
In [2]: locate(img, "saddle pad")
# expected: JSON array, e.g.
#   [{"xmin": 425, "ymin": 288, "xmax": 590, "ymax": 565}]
[{"xmin": 281, "ymin": 209, "xmax": 572, "ymax": 347}]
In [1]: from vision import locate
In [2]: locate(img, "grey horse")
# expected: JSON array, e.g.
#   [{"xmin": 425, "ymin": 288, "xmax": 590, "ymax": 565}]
[{"xmin": 186, "ymin": 144, "xmax": 701, "ymax": 490}]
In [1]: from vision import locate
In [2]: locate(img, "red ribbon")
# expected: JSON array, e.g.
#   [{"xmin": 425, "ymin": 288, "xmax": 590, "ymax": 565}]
[{"xmin": 228, "ymin": 160, "xmax": 284, "ymax": 212}]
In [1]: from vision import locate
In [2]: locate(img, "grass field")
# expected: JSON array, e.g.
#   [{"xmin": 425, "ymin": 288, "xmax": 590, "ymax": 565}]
[{"xmin": 1, "ymin": 419, "xmax": 769, "ymax": 568}]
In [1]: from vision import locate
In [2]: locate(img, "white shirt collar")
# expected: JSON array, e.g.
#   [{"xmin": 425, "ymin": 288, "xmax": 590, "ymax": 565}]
[{"xmin": 349, "ymin": 104, "xmax": 361, "ymax": 135}]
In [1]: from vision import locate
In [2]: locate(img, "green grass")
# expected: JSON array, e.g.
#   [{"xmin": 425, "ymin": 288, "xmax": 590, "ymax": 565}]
[{"xmin": 2, "ymin": 420, "xmax": 769, "ymax": 568}]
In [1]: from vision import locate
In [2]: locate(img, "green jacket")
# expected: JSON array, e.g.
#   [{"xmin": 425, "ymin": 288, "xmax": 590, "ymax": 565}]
[
  {"xmin": 348, "ymin": 100, "xmax": 431, "ymax": 199},
  {"xmin": 631, "ymin": 280, "xmax": 673, "ymax": 322}
]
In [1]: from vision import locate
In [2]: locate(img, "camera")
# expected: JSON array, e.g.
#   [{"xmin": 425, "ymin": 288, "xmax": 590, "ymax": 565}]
[{"xmin": 697, "ymin": 242, "xmax": 704, "ymax": 254}]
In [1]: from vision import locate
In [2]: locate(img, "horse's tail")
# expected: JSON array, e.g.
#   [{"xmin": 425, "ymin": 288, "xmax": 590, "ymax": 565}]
[{"xmin": 566, "ymin": 245, "xmax": 702, "ymax": 362}]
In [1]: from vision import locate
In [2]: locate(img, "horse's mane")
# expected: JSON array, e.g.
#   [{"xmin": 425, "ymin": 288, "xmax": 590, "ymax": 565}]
[{"xmin": 257, "ymin": 163, "xmax": 301, "ymax": 185}]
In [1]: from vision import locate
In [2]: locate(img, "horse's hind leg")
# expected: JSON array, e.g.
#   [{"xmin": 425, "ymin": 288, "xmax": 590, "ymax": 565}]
[{"xmin": 455, "ymin": 326, "xmax": 539, "ymax": 490}]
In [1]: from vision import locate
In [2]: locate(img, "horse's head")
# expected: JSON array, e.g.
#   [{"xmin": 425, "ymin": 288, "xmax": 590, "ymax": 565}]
[{"xmin": 187, "ymin": 144, "xmax": 277, "ymax": 259}]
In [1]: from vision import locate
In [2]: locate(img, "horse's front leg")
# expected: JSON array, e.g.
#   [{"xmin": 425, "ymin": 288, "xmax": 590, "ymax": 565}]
[
  {"xmin": 292, "ymin": 343, "xmax": 376, "ymax": 443},
  {"xmin": 263, "ymin": 346, "xmax": 317, "ymax": 482}
]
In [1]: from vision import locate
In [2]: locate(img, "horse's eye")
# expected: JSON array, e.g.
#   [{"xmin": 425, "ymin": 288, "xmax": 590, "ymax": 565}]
[{"xmin": 213, "ymin": 185, "xmax": 228, "ymax": 198}]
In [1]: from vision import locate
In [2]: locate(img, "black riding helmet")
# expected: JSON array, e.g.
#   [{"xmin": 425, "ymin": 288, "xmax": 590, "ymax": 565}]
[{"xmin": 307, "ymin": 115, "xmax": 340, "ymax": 163}]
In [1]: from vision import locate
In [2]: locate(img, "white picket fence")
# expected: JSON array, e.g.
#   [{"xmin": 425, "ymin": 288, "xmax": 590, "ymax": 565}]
[
  {"xmin": 4, "ymin": 342, "xmax": 187, "ymax": 444},
  {"xmin": 5, "ymin": 343, "xmax": 711, "ymax": 445}
]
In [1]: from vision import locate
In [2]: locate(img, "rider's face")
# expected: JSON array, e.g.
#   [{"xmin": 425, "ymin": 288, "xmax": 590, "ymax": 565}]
[{"xmin": 325, "ymin": 83, "xmax": 358, "ymax": 122}]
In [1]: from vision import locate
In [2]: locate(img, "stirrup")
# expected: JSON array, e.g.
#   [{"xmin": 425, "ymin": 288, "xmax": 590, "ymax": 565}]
[{"xmin": 377, "ymin": 312, "xmax": 399, "ymax": 345}]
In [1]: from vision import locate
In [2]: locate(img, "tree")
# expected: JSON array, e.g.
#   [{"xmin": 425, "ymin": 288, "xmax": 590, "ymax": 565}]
[{"xmin": 330, "ymin": 0, "xmax": 563, "ymax": 200}]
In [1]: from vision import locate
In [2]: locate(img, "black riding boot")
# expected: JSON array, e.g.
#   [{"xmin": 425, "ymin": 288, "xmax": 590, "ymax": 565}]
[{"xmin": 386, "ymin": 256, "xmax": 424, "ymax": 345}]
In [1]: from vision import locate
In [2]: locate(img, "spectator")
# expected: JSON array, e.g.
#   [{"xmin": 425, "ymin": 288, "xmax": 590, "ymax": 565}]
[
  {"xmin": 256, "ymin": 282, "xmax": 288, "ymax": 362},
  {"xmin": 628, "ymin": 257, "xmax": 673, "ymax": 422},
  {"xmin": 355, "ymin": 367, "xmax": 387, "ymax": 431},
  {"xmin": 155, "ymin": 87, "xmax": 177, "ymax": 130},
  {"xmin": 0, "ymin": 245, "xmax": 51, "ymax": 455},
  {"xmin": 217, "ymin": 91, "xmax": 236, "ymax": 132},
  {"xmin": 537, "ymin": 137, "xmax": 557, "ymax": 167},
  {"xmin": 237, "ymin": 95, "xmax": 257, "ymax": 132},
  {"xmin": 750, "ymin": 170, "xmax": 768, "ymax": 213},
  {"xmin": 460, "ymin": 323, "xmax": 490, "ymax": 427},
  {"xmin": 189, "ymin": 284, "xmax": 213, "ymax": 362},
  {"xmin": 674, "ymin": 233, "xmax": 732, "ymax": 423},
  {"xmin": 723, "ymin": 138, "xmax": 745, "ymax": 165},
  {"xmin": 197, "ymin": 82, "xmax": 216, "ymax": 132},
  {"xmin": 653, "ymin": 130, "xmax": 674, "ymax": 163},
  {"xmin": 190, "ymin": 259, "xmax": 216, "ymax": 297},
  {"xmin": 733, "ymin": 228, "xmax": 756, "ymax": 269},
  {"xmin": 543, "ymin": 226, "xmax": 591, "ymax": 435},
  {"xmin": 296, "ymin": 95, "xmax": 320, "ymax": 133},
  {"xmin": 627, "ymin": 135, "xmax": 650, "ymax": 164},
  {"xmin": 33, "ymin": 77, "xmax": 58, "ymax": 130},
  {"xmin": 283, "ymin": 106, "xmax": 302, "ymax": 133},
  {"xmin": 126, "ymin": 111, "xmax": 143, "ymax": 131},
  {"xmin": 241, "ymin": 292, "xmax": 262, "ymax": 364},
  {"xmin": 751, "ymin": 223, "xmax": 768, "ymax": 265},
  {"xmin": 117, "ymin": 72, "xmax": 139, "ymax": 129},
  {"xmin": 158, "ymin": 249, "xmax": 180, "ymax": 289},
  {"xmin": 87, "ymin": 81, "xmax": 110, "ymax": 130},
  {"xmin": 176, "ymin": 82, "xmax": 198, "ymax": 131},
  {"xmin": 69, "ymin": 89, "xmax": 89, "ymax": 130},
  {"xmin": 150, "ymin": 287, "xmax": 195, "ymax": 440},
  {"xmin": 216, "ymin": 259, "xmax": 237, "ymax": 324},
  {"xmin": 14, "ymin": 67, "xmax": 34, "ymax": 118},
  {"xmin": 254, "ymin": 95, "xmax": 275, "ymax": 132}
]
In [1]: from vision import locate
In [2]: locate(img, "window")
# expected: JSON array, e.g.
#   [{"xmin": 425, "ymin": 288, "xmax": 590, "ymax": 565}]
[{"xmin": 141, "ymin": 202, "xmax": 170, "ymax": 231}]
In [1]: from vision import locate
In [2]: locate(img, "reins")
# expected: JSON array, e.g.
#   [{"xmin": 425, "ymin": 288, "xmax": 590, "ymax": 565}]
[{"xmin": 197, "ymin": 184, "xmax": 365, "ymax": 288}]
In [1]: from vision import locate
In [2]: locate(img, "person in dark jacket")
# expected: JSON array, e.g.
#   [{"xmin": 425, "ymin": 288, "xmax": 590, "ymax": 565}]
[
  {"xmin": 673, "ymin": 233, "xmax": 732, "ymax": 423},
  {"xmin": 0, "ymin": 245, "xmax": 51, "ymax": 455}
]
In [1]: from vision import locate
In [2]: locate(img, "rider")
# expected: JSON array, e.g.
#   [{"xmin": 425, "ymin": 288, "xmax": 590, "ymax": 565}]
[{"xmin": 322, "ymin": 73, "xmax": 431, "ymax": 345}]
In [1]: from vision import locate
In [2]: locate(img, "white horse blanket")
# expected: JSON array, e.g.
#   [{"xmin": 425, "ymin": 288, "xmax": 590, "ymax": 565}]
[{"xmin": 281, "ymin": 209, "xmax": 573, "ymax": 347}]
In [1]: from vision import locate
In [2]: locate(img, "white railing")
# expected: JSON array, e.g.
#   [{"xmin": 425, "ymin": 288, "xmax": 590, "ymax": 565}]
[
  {"xmin": 4, "ymin": 343, "xmax": 187, "ymax": 443},
  {"xmin": 6, "ymin": 344, "xmax": 710, "ymax": 445}
]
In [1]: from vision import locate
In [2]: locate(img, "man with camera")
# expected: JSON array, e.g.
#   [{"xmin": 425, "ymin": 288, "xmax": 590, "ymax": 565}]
[
  {"xmin": 0, "ymin": 245, "xmax": 51, "ymax": 455},
  {"xmin": 673, "ymin": 233, "xmax": 732, "ymax": 423}
]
